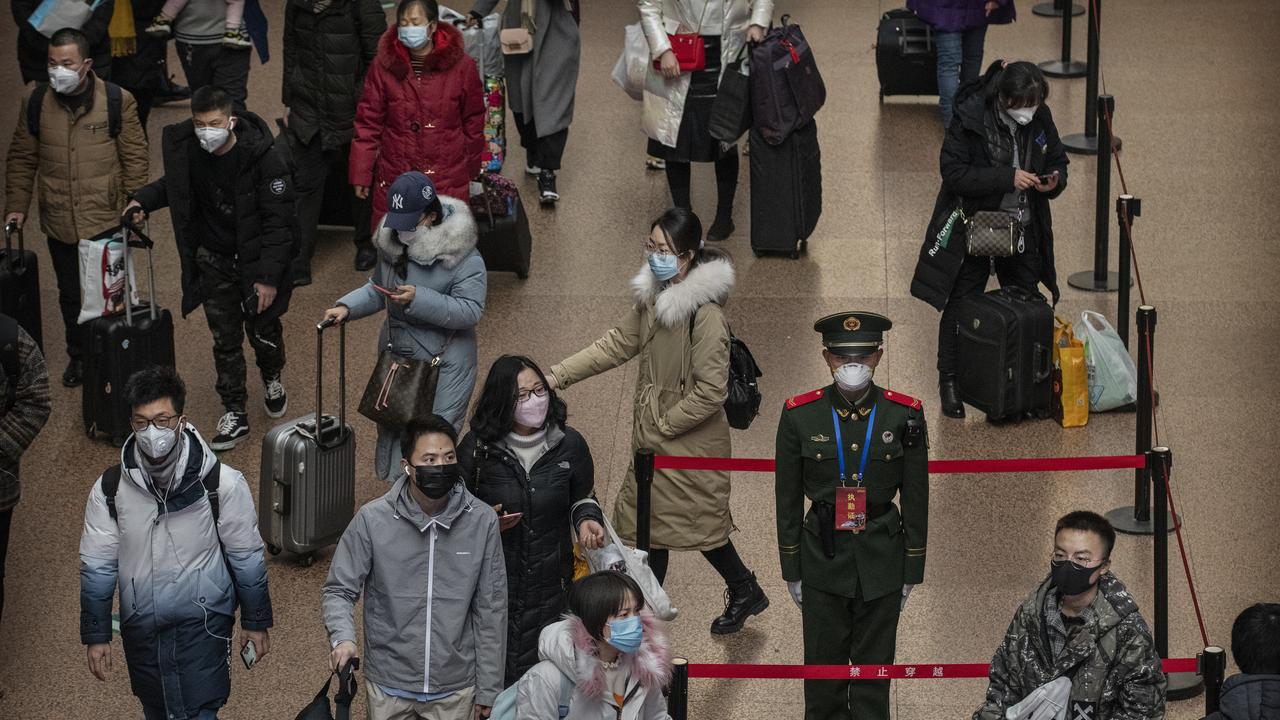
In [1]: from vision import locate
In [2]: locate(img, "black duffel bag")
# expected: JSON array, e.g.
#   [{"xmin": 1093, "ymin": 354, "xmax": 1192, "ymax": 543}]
[{"xmin": 750, "ymin": 15, "xmax": 826, "ymax": 145}]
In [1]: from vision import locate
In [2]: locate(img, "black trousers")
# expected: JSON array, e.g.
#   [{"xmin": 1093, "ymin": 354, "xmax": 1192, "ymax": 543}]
[
  {"xmin": 648, "ymin": 539, "xmax": 752, "ymax": 587},
  {"xmin": 512, "ymin": 113, "xmax": 568, "ymax": 172},
  {"xmin": 196, "ymin": 247, "xmax": 286, "ymax": 412},
  {"xmin": 292, "ymin": 136, "xmax": 372, "ymax": 274},
  {"xmin": 0, "ymin": 507, "xmax": 12, "ymax": 623},
  {"xmin": 802, "ymin": 584, "xmax": 901, "ymax": 720},
  {"xmin": 176, "ymin": 42, "xmax": 250, "ymax": 112},
  {"xmin": 45, "ymin": 237, "xmax": 83, "ymax": 361},
  {"xmin": 936, "ymin": 250, "xmax": 1041, "ymax": 376}
]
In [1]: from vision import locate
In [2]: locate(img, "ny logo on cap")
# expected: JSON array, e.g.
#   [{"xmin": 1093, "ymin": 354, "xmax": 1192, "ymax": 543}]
[{"xmin": 391, "ymin": 194, "xmax": 404, "ymax": 210}]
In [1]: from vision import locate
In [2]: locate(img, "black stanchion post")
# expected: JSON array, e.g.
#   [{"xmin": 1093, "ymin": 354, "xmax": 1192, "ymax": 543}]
[
  {"xmin": 669, "ymin": 658, "xmax": 689, "ymax": 720},
  {"xmin": 1068, "ymin": 95, "xmax": 1125, "ymax": 292},
  {"xmin": 1039, "ymin": 0, "xmax": 1086, "ymax": 78},
  {"xmin": 1032, "ymin": 0, "xmax": 1084, "ymax": 18},
  {"xmin": 1107, "ymin": 307, "xmax": 1172, "ymax": 535},
  {"xmin": 635, "ymin": 448, "xmax": 654, "ymax": 553},
  {"xmin": 1063, "ymin": 0, "xmax": 1121, "ymax": 154},
  {"xmin": 1115, "ymin": 195, "xmax": 1140, "ymax": 348},
  {"xmin": 1152, "ymin": 447, "xmax": 1205, "ymax": 701},
  {"xmin": 1201, "ymin": 646, "xmax": 1227, "ymax": 714}
]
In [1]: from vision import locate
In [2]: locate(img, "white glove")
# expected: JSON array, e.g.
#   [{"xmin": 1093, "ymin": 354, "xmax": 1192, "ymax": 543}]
[
  {"xmin": 787, "ymin": 581, "xmax": 802, "ymax": 609},
  {"xmin": 1005, "ymin": 677, "xmax": 1071, "ymax": 720},
  {"xmin": 900, "ymin": 584, "xmax": 915, "ymax": 611}
]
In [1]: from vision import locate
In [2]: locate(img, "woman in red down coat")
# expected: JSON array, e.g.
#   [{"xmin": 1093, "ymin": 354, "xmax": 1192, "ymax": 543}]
[{"xmin": 349, "ymin": 0, "xmax": 485, "ymax": 229}]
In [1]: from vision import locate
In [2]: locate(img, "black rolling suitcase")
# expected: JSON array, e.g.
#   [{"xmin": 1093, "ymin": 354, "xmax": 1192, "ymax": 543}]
[
  {"xmin": 259, "ymin": 319, "xmax": 355, "ymax": 566},
  {"xmin": 876, "ymin": 8, "xmax": 938, "ymax": 101},
  {"xmin": 0, "ymin": 223, "xmax": 43, "ymax": 349},
  {"xmin": 749, "ymin": 120, "xmax": 822, "ymax": 259},
  {"xmin": 472, "ymin": 176, "xmax": 531, "ymax": 279},
  {"xmin": 952, "ymin": 286, "xmax": 1053, "ymax": 421},
  {"xmin": 82, "ymin": 224, "xmax": 176, "ymax": 445}
]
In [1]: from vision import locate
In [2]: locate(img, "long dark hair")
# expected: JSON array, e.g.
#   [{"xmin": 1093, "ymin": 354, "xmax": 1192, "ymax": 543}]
[
  {"xmin": 468, "ymin": 355, "xmax": 567, "ymax": 443},
  {"xmin": 981, "ymin": 60, "xmax": 1049, "ymax": 108},
  {"xmin": 650, "ymin": 207, "xmax": 730, "ymax": 272}
]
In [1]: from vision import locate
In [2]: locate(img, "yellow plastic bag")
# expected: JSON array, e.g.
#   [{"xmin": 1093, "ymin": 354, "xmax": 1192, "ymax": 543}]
[
  {"xmin": 1052, "ymin": 317, "xmax": 1089, "ymax": 427},
  {"xmin": 571, "ymin": 543, "xmax": 590, "ymax": 581}
]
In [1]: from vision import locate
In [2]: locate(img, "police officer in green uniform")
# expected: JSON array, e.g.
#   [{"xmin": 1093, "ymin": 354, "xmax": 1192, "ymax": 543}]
[{"xmin": 775, "ymin": 311, "xmax": 929, "ymax": 720}]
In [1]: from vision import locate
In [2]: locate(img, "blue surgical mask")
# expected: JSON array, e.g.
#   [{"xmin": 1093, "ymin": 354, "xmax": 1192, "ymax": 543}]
[
  {"xmin": 399, "ymin": 25, "xmax": 430, "ymax": 50},
  {"xmin": 606, "ymin": 615, "xmax": 643, "ymax": 654},
  {"xmin": 647, "ymin": 252, "xmax": 680, "ymax": 282}
]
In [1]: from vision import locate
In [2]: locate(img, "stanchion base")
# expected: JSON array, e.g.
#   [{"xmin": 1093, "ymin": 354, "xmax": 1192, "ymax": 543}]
[
  {"xmin": 1032, "ymin": 1, "xmax": 1085, "ymax": 16},
  {"xmin": 1063, "ymin": 132, "xmax": 1123, "ymax": 155},
  {"xmin": 1067, "ymin": 270, "xmax": 1127, "ymax": 292},
  {"xmin": 1105, "ymin": 506, "xmax": 1179, "ymax": 535},
  {"xmin": 1039, "ymin": 60, "xmax": 1087, "ymax": 78},
  {"xmin": 1166, "ymin": 671, "xmax": 1204, "ymax": 701}
]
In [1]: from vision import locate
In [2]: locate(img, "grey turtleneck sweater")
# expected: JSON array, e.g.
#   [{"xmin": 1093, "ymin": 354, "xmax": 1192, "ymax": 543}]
[
  {"xmin": 138, "ymin": 439, "xmax": 186, "ymax": 493},
  {"xmin": 505, "ymin": 428, "xmax": 549, "ymax": 474}
]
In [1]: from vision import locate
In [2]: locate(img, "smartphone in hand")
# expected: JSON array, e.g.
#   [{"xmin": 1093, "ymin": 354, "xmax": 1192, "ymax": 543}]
[
  {"xmin": 370, "ymin": 279, "xmax": 397, "ymax": 297},
  {"xmin": 1037, "ymin": 171, "xmax": 1058, "ymax": 184},
  {"xmin": 241, "ymin": 640, "xmax": 257, "ymax": 670}
]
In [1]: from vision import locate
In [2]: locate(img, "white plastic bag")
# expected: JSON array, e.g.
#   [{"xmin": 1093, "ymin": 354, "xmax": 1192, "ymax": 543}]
[
  {"xmin": 439, "ymin": 6, "xmax": 503, "ymax": 77},
  {"xmin": 1079, "ymin": 310, "xmax": 1138, "ymax": 412},
  {"xmin": 571, "ymin": 499, "xmax": 679, "ymax": 620},
  {"xmin": 77, "ymin": 230, "xmax": 140, "ymax": 324},
  {"xmin": 28, "ymin": 0, "xmax": 104, "ymax": 38},
  {"xmin": 611, "ymin": 23, "xmax": 649, "ymax": 101}
]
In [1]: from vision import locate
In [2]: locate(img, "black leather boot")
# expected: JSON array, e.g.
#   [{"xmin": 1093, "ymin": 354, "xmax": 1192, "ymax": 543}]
[
  {"xmin": 939, "ymin": 376, "xmax": 965, "ymax": 418},
  {"xmin": 710, "ymin": 573, "xmax": 769, "ymax": 635}
]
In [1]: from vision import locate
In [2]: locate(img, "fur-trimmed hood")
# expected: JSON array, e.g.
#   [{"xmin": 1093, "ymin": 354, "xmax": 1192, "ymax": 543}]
[
  {"xmin": 372, "ymin": 195, "xmax": 478, "ymax": 270},
  {"xmin": 538, "ymin": 611, "xmax": 672, "ymax": 696},
  {"xmin": 631, "ymin": 257, "xmax": 735, "ymax": 328},
  {"xmin": 376, "ymin": 21, "xmax": 467, "ymax": 80}
]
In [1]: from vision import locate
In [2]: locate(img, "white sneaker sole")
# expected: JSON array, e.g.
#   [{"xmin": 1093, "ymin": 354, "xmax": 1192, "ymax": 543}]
[
  {"xmin": 526, "ymin": 166, "xmax": 542, "ymax": 176},
  {"xmin": 265, "ymin": 397, "xmax": 288, "ymax": 419},
  {"xmin": 209, "ymin": 432, "xmax": 249, "ymax": 451}
]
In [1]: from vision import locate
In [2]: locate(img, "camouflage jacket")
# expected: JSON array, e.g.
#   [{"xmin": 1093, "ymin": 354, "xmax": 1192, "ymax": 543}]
[{"xmin": 974, "ymin": 574, "xmax": 1167, "ymax": 720}]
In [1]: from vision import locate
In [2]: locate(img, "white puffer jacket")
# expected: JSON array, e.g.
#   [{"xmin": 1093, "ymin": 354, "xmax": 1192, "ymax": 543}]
[{"xmin": 638, "ymin": 0, "xmax": 774, "ymax": 147}]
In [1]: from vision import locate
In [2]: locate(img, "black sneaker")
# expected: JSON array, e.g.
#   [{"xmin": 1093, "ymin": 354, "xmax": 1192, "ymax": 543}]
[
  {"xmin": 210, "ymin": 411, "xmax": 250, "ymax": 450},
  {"xmin": 538, "ymin": 170, "xmax": 559, "ymax": 205},
  {"xmin": 264, "ymin": 376, "xmax": 288, "ymax": 419},
  {"xmin": 62, "ymin": 359, "xmax": 83, "ymax": 388},
  {"xmin": 354, "ymin": 242, "xmax": 378, "ymax": 271}
]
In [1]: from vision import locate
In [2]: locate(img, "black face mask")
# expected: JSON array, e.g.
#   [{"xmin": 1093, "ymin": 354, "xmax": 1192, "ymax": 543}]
[
  {"xmin": 1050, "ymin": 559, "xmax": 1103, "ymax": 597},
  {"xmin": 411, "ymin": 463, "xmax": 457, "ymax": 499}
]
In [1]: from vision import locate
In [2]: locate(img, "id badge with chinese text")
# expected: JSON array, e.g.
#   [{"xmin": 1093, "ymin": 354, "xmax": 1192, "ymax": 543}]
[{"xmin": 835, "ymin": 486, "xmax": 867, "ymax": 533}]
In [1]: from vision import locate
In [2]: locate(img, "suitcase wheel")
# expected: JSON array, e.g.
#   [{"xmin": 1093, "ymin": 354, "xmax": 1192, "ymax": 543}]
[
  {"xmin": 517, "ymin": 270, "xmax": 529, "ymax": 280},
  {"xmin": 879, "ymin": 90, "xmax": 885, "ymax": 104},
  {"xmin": 752, "ymin": 249, "xmax": 764, "ymax": 258},
  {"xmin": 267, "ymin": 543, "xmax": 281, "ymax": 556},
  {"xmin": 299, "ymin": 553, "xmax": 315, "ymax": 568}
]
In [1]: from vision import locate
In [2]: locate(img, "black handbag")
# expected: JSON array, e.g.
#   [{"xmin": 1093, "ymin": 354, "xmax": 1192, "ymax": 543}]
[
  {"xmin": 708, "ymin": 46, "xmax": 752, "ymax": 144},
  {"xmin": 295, "ymin": 660, "xmax": 358, "ymax": 720},
  {"xmin": 357, "ymin": 280, "xmax": 453, "ymax": 428}
]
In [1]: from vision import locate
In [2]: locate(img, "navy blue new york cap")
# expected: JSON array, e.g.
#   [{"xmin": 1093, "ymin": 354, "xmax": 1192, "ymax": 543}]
[{"xmin": 384, "ymin": 171, "xmax": 438, "ymax": 231}]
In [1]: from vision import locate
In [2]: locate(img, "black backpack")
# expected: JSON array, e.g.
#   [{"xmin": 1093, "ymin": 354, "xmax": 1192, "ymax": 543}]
[
  {"xmin": 725, "ymin": 334, "xmax": 763, "ymax": 430},
  {"xmin": 27, "ymin": 80, "xmax": 124, "ymax": 139}
]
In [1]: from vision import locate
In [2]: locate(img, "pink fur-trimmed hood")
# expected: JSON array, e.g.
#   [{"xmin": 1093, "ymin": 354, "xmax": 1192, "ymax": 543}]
[{"xmin": 537, "ymin": 610, "xmax": 672, "ymax": 698}]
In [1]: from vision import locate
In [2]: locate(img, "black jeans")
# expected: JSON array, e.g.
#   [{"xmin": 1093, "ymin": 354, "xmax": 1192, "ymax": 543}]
[
  {"xmin": 936, "ymin": 250, "xmax": 1042, "ymax": 376},
  {"xmin": 176, "ymin": 42, "xmax": 250, "ymax": 112},
  {"xmin": 0, "ymin": 507, "xmax": 12, "ymax": 623},
  {"xmin": 513, "ymin": 113, "xmax": 569, "ymax": 172},
  {"xmin": 46, "ymin": 237, "xmax": 83, "ymax": 361},
  {"xmin": 196, "ymin": 247, "xmax": 286, "ymax": 412},
  {"xmin": 292, "ymin": 136, "xmax": 372, "ymax": 274},
  {"xmin": 648, "ymin": 539, "xmax": 752, "ymax": 587}
]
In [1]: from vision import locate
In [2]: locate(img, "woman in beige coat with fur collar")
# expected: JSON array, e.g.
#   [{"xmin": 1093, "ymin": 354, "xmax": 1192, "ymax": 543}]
[{"xmin": 548, "ymin": 208, "xmax": 768, "ymax": 636}]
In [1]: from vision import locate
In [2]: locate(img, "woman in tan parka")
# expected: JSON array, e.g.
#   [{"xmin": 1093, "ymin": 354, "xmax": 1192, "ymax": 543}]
[{"xmin": 548, "ymin": 207, "xmax": 768, "ymax": 636}]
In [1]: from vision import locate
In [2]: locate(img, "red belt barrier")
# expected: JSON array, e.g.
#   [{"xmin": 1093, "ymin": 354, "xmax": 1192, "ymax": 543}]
[
  {"xmin": 652, "ymin": 454, "xmax": 1147, "ymax": 474},
  {"xmin": 685, "ymin": 658, "xmax": 1198, "ymax": 680}
]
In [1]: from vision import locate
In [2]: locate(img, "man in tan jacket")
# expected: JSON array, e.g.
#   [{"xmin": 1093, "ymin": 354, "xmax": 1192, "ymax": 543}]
[{"xmin": 4, "ymin": 28, "xmax": 148, "ymax": 387}]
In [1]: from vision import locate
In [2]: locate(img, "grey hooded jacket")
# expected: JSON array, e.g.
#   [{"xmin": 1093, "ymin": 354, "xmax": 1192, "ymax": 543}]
[
  {"xmin": 1205, "ymin": 674, "xmax": 1280, "ymax": 720},
  {"xmin": 322, "ymin": 476, "xmax": 507, "ymax": 705}
]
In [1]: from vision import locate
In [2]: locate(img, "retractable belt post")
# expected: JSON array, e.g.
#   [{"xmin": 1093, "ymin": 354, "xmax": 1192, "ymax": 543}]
[
  {"xmin": 635, "ymin": 448, "xmax": 655, "ymax": 554},
  {"xmin": 1115, "ymin": 195, "xmax": 1140, "ymax": 347},
  {"xmin": 1063, "ymin": 0, "xmax": 1121, "ymax": 154},
  {"xmin": 1038, "ymin": 0, "xmax": 1087, "ymax": 78},
  {"xmin": 1032, "ymin": 0, "xmax": 1084, "ymax": 18},
  {"xmin": 1200, "ymin": 646, "xmax": 1227, "ymax": 714},
  {"xmin": 1068, "ymin": 95, "xmax": 1127, "ymax": 292},
  {"xmin": 668, "ymin": 658, "xmax": 689, "ymax": 720},
  {"xmin": 1151, "ymin": 447, "xmax": 1205, "ymax": 701},
  {"xmin": 1108, "ymin": 307, "xmax": 1172, "ymax": 535}
]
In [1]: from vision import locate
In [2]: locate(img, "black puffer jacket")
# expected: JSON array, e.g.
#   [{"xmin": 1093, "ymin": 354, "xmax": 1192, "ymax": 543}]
[
  {"xmin": 133, "ymin": 111, "xmax": 296, "ymax": 321},
  {"xmin": 457, "ymin": 424, "xmax": 604, "ymax": 687},
  {"xmin": 282, "ymin": 0, "xmax": 385, "ymax": 150},
  {"xmin": 911, "ymin": 77, "xmax": 1069, "ymax": 310},
  {"xmin": 1204, "ymin": 674, "xmax": 1280, "ymax": 720}
]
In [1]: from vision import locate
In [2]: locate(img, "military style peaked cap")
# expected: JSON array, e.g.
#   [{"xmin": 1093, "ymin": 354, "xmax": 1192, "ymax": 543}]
[{"xmin": 814, "ymin": 311, "xmax": 892, "ymax": 357}]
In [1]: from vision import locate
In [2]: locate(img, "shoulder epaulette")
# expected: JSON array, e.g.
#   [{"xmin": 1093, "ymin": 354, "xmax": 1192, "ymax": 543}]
[
  {"xmin": 785, "ymin": 388, "xmax": 825, "ymax": 410},
  {"xmin": 883, "ymin": 390, "xmax": 923, "ymax": 411}
]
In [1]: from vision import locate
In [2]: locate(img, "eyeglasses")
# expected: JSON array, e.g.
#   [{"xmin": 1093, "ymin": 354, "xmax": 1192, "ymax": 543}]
[
  {"xmin": 516, "ymin": 385, "xmax": 548, "ymax": 403},
  {"xmin": 130, "ymin": 414, "xmax": 182, "ymax": 432},
  {"xmin": 644, "ymin": 240, "xmax": 679, "ymax": 256}
]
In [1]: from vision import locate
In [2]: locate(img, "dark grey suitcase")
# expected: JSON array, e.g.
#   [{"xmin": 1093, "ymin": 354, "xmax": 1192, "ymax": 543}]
[
  {"xmin": 750, "ymin": 120, "xmax": 822, "ymax": 259},
  {"xmin": 0, "ymin": 223, "xmax": 42, "ymax": 350},
  {"xmin": 952, "ymin": 286, "xmax": 1054, "ymax": 421},
  {"xmin": 259, "ymin": 319, "xmax": 355, "ymax": 566},
  {"xmin": 876, "ymin": 8, "xmax": 939, "ymax": 101}
]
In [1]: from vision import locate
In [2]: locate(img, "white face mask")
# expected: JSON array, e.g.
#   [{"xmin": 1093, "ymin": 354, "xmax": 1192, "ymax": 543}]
[
  {"xmin": 135, "ymin": 424, "xmax": 180, "ymax": 459},
  {"xmin": 48, "ymin": 64, "xmax": 84, "ymax": 94},
  {"xmin": 1006, "ymin": 105, "xmax": 1037, "ymax": 126},
  {"xmin": 397, "ymin": 227, "xmax": 419, "ymax": 245},
  {"xmin": 833, "ymin": 362, "xmax": 873, "ymax": 392},
  {"xmin": 195, "ymin": 120, "xmax": 233, "ymax": 153}
]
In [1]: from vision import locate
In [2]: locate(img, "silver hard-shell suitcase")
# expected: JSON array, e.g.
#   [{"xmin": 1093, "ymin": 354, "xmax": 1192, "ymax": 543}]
[{"xmin": 259, "ymin": 319, "xmax": 355, "ymax": 566}]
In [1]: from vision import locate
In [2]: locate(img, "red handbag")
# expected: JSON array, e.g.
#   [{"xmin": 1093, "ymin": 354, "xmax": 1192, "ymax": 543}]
[{"xmin": 655, "ymin": 33, "xmax": 706, "ymax": 72}]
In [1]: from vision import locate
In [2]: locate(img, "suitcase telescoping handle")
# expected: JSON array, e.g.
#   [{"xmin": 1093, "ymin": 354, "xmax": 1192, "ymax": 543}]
[
  {"xmin": 120, "ymin": 220, "xmax": 159, "ymax": 326},
  {"xmin": 3, "ymin": 221, "xmax": 25, "ymax": 272},
  {"xmin": 315, "ymin": 318, "xmax": 347, "ymax": 448}
]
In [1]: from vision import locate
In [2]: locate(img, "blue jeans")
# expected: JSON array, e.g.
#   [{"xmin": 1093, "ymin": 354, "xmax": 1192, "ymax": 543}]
[
  {"xmin": 936, "ymin": 25, "xmax": 989, "ymax": 126},
  {"xmin": 142, "ymin": 705, "xmax": 219, "ymax": 720}
]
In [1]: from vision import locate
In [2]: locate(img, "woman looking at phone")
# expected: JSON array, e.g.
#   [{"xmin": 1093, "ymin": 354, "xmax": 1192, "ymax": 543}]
[{"xmin": 322, "ymin": 171, "xmax": 486, "ymax": 482}]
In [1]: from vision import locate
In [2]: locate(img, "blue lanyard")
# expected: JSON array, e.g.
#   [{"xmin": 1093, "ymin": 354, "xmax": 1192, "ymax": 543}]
[{"xmin": 831, "ymin": 404, "xmax": 876, "ymax": 487}]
